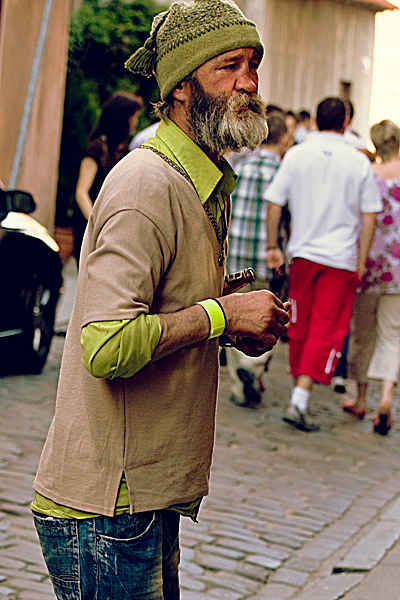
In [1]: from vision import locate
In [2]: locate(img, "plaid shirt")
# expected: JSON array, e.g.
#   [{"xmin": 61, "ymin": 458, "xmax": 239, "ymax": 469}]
[{"xmin": 227, "ymin": 147, "xmax": 281, "ymax": 280}]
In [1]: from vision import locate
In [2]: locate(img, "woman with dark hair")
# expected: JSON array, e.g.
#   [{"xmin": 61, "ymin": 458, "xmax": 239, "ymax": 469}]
[{"xmin": 74, "ymin": 91, "xmax": 142, "ymax": 263}]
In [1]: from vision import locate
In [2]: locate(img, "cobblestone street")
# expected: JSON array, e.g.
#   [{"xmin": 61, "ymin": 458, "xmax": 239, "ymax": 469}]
[{"xmin": 1, "ymin": 263, "xmax": 400, "ymax": 599}]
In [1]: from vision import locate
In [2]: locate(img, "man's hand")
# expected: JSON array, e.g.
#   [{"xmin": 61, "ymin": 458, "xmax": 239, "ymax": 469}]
[
  {"xmin": 154, "ymin": 290, "xmax": 289, "ymax": 364},
  {"xmin": 356, "ymin": 262, "xmax": 365, "ymax": 280},
  {"xmin": 267, "ymin": 248, "xmax": 285, "ymax": 273},
  {"xmin": 218, "ymin": 291, "xmax": 290, "ymax": 354},
  {"xmin": 358, "ymin": 211, "xmax": 377, "ymax": 280}
]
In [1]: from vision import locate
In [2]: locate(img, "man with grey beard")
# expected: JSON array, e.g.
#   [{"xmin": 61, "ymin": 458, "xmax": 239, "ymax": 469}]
[
  {"xmin": 32, "ymin": 1, "xmax": 289, "ymax": 598},
  {"xmin": 183, "ymin": 73, "xmax": 268, "ymax": 157}
]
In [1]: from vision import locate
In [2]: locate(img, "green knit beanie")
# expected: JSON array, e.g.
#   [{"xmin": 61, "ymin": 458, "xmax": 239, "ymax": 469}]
[{"xmin": 125, "ymin": 0, "xmax": 263, "ymax": 100}]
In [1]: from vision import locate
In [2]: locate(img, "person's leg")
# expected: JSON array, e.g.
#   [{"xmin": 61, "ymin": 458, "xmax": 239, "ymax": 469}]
[
  {"xmin": 226, "ymin": 346, "xmax": 272, "ymax": 407},
  {"xmin": 348, "ymin": 295, "xmax": 378, "ymax": 381},
  {"xmin": 296, "ymin": 375, "xmax": 313, "ymax": 392},
  {"xmin": 372, "ymin": 379, "xmax": 395, "ymax": 435},
  {"xmin": 368, "ymin": 295, "xmax": 400, "ymax": 389},
  {"xmin": 368, "ymin": 295, "xmax": 400, "ymax": 434},
  {"xmin": 297, "ymin": 266, "xmax": 359, "ymax": 385},
  {"xmin": 33, "ymin": 512, "xmax": 109, "ymax": 599},
  {"xmin": 161, "ymin": 511, "xmax": 181, "ymax": 600},
  {"xmin": 226, "ymin": 345, "xmax": 246, "ymax": 400},
  {"xmin": 284, "ymin": 266, "xmax": 358, "ymax": 431},
  {"xmin": 34, "ymin": 509, "xmax": 180, "ymax": 600},
  {"xmin": 96, "ymin": 511, "xmax": 180, "ymax": 600},
  {"xmin": 283, "ymin": 374, "xmax": 318, "ymax": 432},
  {"xmin": 380, "ymin": 380, "xmax": 395, "ymax": 410},
  {"xmin": 282, "ymin": 260, "xmax": 319, "ymax": 431},
  {"xmin": 286, "ymin": 259, "xmax": 319, "ymax": 381},
  {"xmin": 226, "ymin": 279, "xmax": 273, "ymax": 408},
  {"xmin": 333, "ymin": 332, "xmax": 350, "ymax": 393},
  {"xmin": 345, "ymin": 294, "xmax": 378, "ymax": 411}
]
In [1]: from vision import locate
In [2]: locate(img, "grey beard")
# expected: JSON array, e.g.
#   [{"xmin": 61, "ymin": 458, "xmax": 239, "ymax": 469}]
[{"xmin": 188, "ymin": 78, "xmax": 268, "ymax": 156}]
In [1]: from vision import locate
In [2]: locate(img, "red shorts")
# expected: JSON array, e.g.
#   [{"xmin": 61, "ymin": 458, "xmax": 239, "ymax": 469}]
[{"xmin": 288, "ymin": 258, "xmax": 359, "ymax": 385}]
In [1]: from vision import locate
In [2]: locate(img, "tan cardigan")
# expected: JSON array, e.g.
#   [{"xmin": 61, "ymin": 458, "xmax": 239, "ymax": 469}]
[{"xmin": 34, "ymin": 149, "xmax": 225, "ymax": 516}]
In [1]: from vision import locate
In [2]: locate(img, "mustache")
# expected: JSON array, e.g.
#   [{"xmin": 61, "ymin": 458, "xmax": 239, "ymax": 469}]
[{"xmin": 228, "ymin": 92, "xmax": 266, "ymax": 117}]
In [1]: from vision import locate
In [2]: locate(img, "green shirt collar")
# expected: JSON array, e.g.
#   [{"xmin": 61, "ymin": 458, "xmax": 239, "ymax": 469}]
[{"xmin": 144, "ymin": 118, "xmax": 236, "ymax": 205}]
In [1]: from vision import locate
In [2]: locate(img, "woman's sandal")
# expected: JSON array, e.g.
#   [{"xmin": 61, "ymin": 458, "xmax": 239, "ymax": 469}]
[
  {"xmin": 342, "ymin": 399, "xmax": 366, "ymax": 420},
  {"xmin": 372, "ymin": 409, "xmax": 392, "ymax": 436}
]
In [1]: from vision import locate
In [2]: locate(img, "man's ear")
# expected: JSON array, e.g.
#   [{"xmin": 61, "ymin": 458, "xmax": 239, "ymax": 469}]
[{"xmin": 171, "ymin": 81, "xmax": 191, "ymax": 103}]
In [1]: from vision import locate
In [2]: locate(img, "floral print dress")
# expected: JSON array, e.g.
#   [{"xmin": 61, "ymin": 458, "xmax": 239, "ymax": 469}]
[{"xmin": 359, "ymin": 176, "xmax": 400, "ymax": 295}]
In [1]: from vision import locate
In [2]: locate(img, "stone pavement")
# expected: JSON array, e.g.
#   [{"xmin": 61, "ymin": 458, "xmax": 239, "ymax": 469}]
[{"xmin": 1, "ymin": 261, "xmax": 400, "ymax": 600}]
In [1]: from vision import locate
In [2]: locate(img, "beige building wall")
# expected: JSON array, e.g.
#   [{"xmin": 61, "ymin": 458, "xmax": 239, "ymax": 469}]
[
  {"xmin": 236, "ymin": 0, "xmax": 395, "ymax": 140},
  {"xmin": 370, "ymin": 8, "xmax": 400, "ymax": 127},
  {"xmin": 0, "ymin": 0, "xmax": 72, "ymax": 230}
]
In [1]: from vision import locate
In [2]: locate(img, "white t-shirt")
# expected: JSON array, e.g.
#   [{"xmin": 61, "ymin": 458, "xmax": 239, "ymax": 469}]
[{"xmin": 266, "ymin": 131, "xmax": 382, "ymax": 271}]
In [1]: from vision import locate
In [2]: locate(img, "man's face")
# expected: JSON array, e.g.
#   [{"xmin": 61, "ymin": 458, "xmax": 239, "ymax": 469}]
[
  {"xmin": 195, "ymin": 48, "xmax": 261, "ymax": 98},
  {"xmin": 186, "ymin": 48, "xmax": 268, "ymax": 156}
]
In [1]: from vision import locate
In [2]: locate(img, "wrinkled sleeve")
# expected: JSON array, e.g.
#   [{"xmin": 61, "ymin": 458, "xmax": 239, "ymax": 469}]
[
  {"xmin": 81, "ymin": 315, "xmax": 162, "ymax": 379},
  {"xmin": 83, "ymin": 210, "xmax": 174, "ymax": 324}
]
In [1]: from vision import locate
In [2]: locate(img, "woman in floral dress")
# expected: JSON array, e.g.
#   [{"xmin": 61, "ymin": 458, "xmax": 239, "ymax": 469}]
[{"xmin": 344, "ymin": 119, "xmax": 400, "ymax": 434}]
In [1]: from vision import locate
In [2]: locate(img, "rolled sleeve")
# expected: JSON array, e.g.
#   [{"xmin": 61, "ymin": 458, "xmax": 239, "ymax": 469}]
[{"xmin": 81, "ymin": 315, "xmax": 162, "ymax": 379}]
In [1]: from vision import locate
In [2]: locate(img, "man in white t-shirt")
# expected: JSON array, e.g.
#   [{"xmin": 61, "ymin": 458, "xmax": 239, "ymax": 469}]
[{"xmin": 266, "ymin": 97, "xmax": 382, "ymax": 431}]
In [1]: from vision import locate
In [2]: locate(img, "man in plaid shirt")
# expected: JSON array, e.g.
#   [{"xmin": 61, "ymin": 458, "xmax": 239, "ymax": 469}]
[{"xmin": 226, "ymin": 114, "xmax": 290, "ymax": 408}]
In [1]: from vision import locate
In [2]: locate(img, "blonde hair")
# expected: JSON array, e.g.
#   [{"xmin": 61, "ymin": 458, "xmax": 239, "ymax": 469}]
[{"xmin": 370, "ymin": 119, "xmax": 400, "ymax": 162}]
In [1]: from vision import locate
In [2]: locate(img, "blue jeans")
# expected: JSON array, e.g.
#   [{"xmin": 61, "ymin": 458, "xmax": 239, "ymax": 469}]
[{"xmin": 33, "ymin": 509, "xmax": 180, "ymax": 599}]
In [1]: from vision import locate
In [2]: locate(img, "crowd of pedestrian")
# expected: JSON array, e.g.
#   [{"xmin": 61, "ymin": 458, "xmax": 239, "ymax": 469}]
[{"xmin": 225, "ymin": 98, "xmax": 400, "ymax": 438}]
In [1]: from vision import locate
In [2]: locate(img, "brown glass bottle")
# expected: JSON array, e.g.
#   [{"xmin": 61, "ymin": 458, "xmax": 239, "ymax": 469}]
[{"xmin": 223, "ymin": 268, "xmax": 256, "ymax": 295}]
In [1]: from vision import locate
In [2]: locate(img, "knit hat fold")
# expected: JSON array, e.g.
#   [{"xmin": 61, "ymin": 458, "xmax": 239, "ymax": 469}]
[
  {"xmin": 125, "ymin": 0, "xmax": 263, "ymax": 100},
  {"xmin": 125, "ymin": 43, "xmax": 156, "ymax": 78}
]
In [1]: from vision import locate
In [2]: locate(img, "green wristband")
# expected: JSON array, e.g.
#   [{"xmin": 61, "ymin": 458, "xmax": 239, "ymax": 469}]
[{"xmin": 197, "ymin": 299, "xmax": 226, "ymax": 339}]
